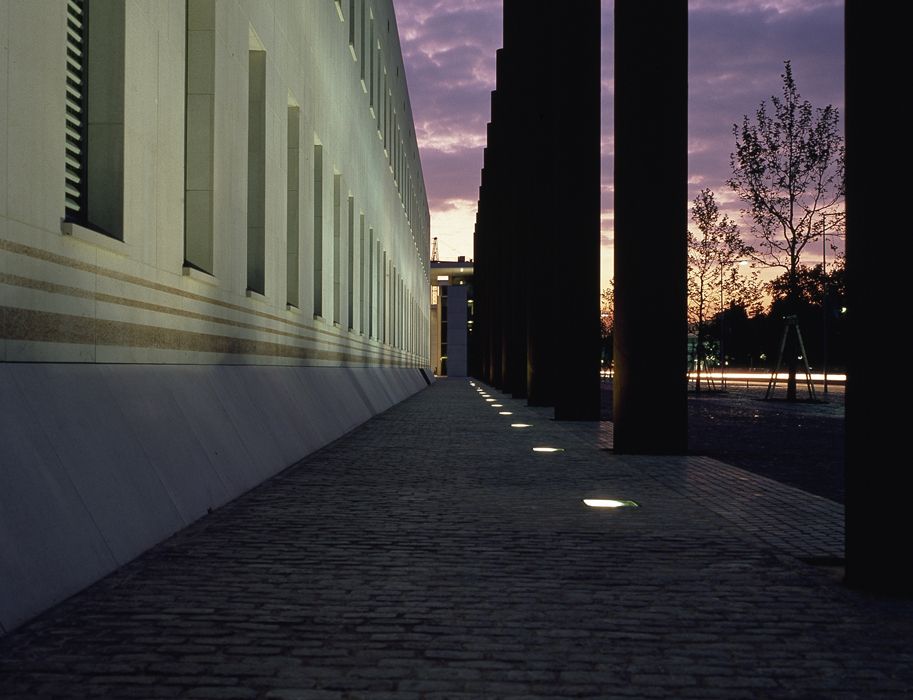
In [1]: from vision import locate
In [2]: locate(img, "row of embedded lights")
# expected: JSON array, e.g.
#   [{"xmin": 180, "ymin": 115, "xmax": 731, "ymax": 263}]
[{"xmin": 469, "ymin": 380, "xmax": 637, "ymax": 510}]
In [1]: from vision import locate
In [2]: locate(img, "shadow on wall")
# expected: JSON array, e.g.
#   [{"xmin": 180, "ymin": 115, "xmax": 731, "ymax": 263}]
[{"xmin": 0, "ymin": 364, "xmax": 431, "ymax": 635}]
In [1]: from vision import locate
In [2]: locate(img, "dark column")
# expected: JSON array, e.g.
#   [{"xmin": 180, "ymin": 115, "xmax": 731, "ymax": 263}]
[
  {"xmin": 844, "ymin": 1, "xmax": 913, "ymax": 594},
  {"xmin": 502, "ymin": 6, "xmax": 529, "ymax": 399},
  {"xmin": 488, "ymin": 80, "xmax": 506, "ymax": 389},
  {"xmin": 612, "ymin": 2, "xmax": 688, "ymax": 453},
  {"xmin": 471, "ymin": 207, "xmax": 484, "ymax": 380},
  {"xmin": 476, "ymin": 1, "xmax": 600, "ymax": 410},
  {"xmin": 523, "ymin": 3, "xmax": 557, "ymax": 409},
  {"xmin": 551, "ymin": 1, "xmax": 601, "ymax": 421}
]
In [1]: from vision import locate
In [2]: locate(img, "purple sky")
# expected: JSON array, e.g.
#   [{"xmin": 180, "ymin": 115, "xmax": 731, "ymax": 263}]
[{"xmin": 394, "ymin": 0, "xmax": 845, "ymax": 290}]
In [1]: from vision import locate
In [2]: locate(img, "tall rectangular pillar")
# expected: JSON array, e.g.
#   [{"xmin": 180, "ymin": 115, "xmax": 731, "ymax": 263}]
[
  {"xmin": 844, "ymin": 0, "xmax": 912, "ymax": 594},
  {"xmin": 551, "ymin": 1, "xmax": 601, "ymax": 420},
  {"xmin": 613, "ymin": 2, "xmax": 688, "ymax": 453}
]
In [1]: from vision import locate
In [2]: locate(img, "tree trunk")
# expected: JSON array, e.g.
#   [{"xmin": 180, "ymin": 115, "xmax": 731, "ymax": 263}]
[
  {"xmin": 695, "ymin": 323, "xmax": 703, "ymax": 393},
  {"xmin": 786, "ymin": 270, "xmax": 799, "ymax": 401},
  {"xmin": 786, "ymin": 345, "xmax": 798, "ymax": 400}
]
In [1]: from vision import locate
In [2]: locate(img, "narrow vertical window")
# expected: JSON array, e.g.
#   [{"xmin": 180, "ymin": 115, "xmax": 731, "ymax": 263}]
[
  {"xmin": 376, "ymin": 50, "xmax": 383, "ymax": 133},
  {"xmin": 382, "ymin": 73, "xmax": 388, "ymax": 147},
  {"xmin": 66, "ymin": 0, "xmax": 125, "ymax": 239},
  {"xmin": 185, "ymin": 0, "xmax": 215, "ymax": 270},
  {"xmin": 347, "ymin": 194, "xmax": 355, "ymax": 330},
  {"xmin": 393, "ymin": 269, "xmax": 397, "ymax": 347},
  {"xmin": 359, "ymin": 215, "xmax": 366, "ymax": 334},
  {"xmin": 88, "ymin": 0, "xmax": 125, "ymax": 238},
  {"xmin": 376, "ymin": 241, "xmax": 382, "ymax": 339},
  {"xmin": 313, "ymin": 143, "xmax": 324, "ymax": 317},
  {"xmin": 392, "ymin": 267, "xmax": 397, "ymax": 347},
  {"xmin": 64, "ymin": 0, "xmax": 87, "ymax": 221},
  {"xmin": 369, "ymin": 19, "xmax": 375, "ymax": 111},
  {"xmin": 246, "ymin": 44, "xmax": 266, "ymax": 295},
  {"xmin": 348, "ymin": 0, "xmax": 356, "ymax": 58},
  {"xmin": 368, "ymin": 229, "xmax": 375, "ymax": 338},
  {"xmin": 333, "ymin": 173, "xmax": 342, "ymax": 324},
  {"xmin": 360, "ymin": 0, "xmax": 367, "ymax": 87},
  {"xmin": 382, "ymin": 251, "xmax": 388, "ymax": 343},
  {"xmin": 384, "ymin": 79, "xmax": 390, "ymax": 150},
  {"xmin": 287, "ymin": 104, "xmax": 300, "ymax": 307}
]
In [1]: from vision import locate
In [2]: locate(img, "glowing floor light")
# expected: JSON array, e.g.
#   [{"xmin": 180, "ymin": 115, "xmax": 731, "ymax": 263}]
[
  {"xmin": 485, "ymin": 398, "xmax": 496, "ymax": 402},
  {"xmin": 499, "ymin": 411, "xmax": 513, "ymax": 416},
  {"xmin": 511, "ymin": 424, "xmax": 533, "ymax": 429},
  {"xmin": 583, "ymin": 499, "xmax": 639, "ymax": 509},
  {"xmin": 533, "ymin": 447, "xmax": 564, "ymax": 453},
  {"xmin": 492, "ymin": 403, "xmax": 503, "ymax": 408}
]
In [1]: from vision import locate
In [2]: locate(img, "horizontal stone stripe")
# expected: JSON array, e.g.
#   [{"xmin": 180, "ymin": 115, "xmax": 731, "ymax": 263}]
[
  {"xmin": 0, "ymin": 305, "xmax": 395, "ymax": 364},
  {"xmin": 0, "ymin": 238, "xmax": 384, "ymax": 352},
  {"xmin": 0, "ymin": 272, "xmax": 344, "ymax": 352}
]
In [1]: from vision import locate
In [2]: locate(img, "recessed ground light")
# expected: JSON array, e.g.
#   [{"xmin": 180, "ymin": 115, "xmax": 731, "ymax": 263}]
[
  {"xmin": 511, "ymin": 423, "xmax": 532, "ymax": 428},
  {"xmin": 533, "ymin": 447, "xmax": 564, "ymax": 453},
  {"xmin": 485, "ymin": 398, "xmax": 496, "ymax": 402},
  {"xmin": 499, "ymin": 411, "xmax": 513, "ymax": 416},
  {"xmin": 492, "ymin": 403, "xmax": 503, "ymax": 407},
  {"xmin": 583, "ymin": 499, "xmax": 638, "ymax": 509}
]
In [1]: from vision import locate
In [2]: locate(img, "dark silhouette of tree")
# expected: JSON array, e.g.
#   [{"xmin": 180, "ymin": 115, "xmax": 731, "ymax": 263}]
[
  {"xmin": 729, "ymin": 61, "xmax": 844, "ymax": 400},
  {"xmin": 600, "ymin": 282, "xmax": 614, "ymax": 371},
  {"xmin": 600, "ymin": 282, "xmax": 614, "ymax": 337},
  {"xmin": 767, "ymin": 257, "xmax": 846, "ymax": 307},
  {"xmin": 766, "ymin": 257, "xmax": 848, "ymax": 371},
  {"xmin": 688, "ymin": 189, "xmax": 750, "ymax": 391}
]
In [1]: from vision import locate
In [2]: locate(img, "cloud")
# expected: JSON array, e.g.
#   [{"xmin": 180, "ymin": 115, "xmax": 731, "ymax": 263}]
[
  {"xmin": 393, "ymin": 0, "xmax": 845, "ymax": 288},
  {"xmin": 687, "ymin": 1, "xmax": 844, "ymax": 268}
]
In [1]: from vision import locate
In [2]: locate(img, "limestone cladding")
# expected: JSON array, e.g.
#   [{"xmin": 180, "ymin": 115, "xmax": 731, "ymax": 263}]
[{"xmin": 0, "ymin": 0, "xmax": 431, "ymax": 367}]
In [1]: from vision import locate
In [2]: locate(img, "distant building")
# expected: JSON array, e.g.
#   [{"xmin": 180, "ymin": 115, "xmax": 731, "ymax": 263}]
[
  {"xmin": 430, "ymin": 258, "xmax": 473, "ymax": 377},
  {"xmin": 0, "ymin": 1, "xmax": 430, "ymax": 634}
]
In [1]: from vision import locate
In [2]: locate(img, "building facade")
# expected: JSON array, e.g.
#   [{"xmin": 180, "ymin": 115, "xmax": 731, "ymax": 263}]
[
  {"xmin": 0, "ymin": 0, "xmax": 430, "ymax": 633},
  {"xmin": 429, "ymin": 258, "xmax": 473, "ymax": 377}
]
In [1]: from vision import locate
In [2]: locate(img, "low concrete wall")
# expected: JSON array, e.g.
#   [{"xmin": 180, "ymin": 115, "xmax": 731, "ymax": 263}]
[{"xmin": 0, "ymin": 364, "xmax": 431, "ymax": 635}]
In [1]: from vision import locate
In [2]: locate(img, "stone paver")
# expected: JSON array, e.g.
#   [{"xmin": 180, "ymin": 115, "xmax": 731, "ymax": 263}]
[{"xmin": 1, "ymin": 378, "xmax": 912, "ymax": 699}]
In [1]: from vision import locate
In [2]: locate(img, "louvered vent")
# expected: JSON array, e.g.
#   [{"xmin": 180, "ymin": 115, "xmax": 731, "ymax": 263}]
[{"xmin": 65, "ymin": 0, "xmax": 86, "ymax": 219}]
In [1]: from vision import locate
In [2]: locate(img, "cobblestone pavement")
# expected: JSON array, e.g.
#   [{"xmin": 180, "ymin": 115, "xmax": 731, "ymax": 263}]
[
  {"xmin": 2, "ymin": 378, "xmax": 911, "ymax": 699},
  {"xmin": 601, "ymin": 381, "xmax": 847, "ymax": 503}
]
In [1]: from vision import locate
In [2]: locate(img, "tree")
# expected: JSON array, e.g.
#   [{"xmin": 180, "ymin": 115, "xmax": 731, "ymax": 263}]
[
  {"xmin": 688, "ymin": 189, "xmax": 750, "ymax": 391},
  {"xmin": 600, "ymin": 282, "xmax": 614, "ymax": 372},
  {"xmin": 766, "ymin": 257, "xmax": 848, "ymax": 371},
  {"xmin": 729, "ymin": 60, "xmax": 844, "ymax": 400},
  {"xmin": 767, "ymin": 258, "xmax": 845, "ymax": 307}
]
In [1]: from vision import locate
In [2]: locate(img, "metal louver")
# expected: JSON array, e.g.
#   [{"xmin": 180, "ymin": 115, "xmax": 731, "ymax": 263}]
[{"xmin": 65, "ymin": 0, "xmax": 86, "ymax": 219}]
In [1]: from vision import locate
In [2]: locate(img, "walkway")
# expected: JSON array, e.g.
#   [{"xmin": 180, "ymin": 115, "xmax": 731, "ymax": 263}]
[{"xmin": 1, "ymin": 378, "xmax": 911, "ymax": 699}]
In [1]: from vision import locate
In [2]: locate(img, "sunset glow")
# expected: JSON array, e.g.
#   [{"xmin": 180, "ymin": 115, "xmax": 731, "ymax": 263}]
[{"xmin": 394, "ymin": 0, "xmax": 844, "ymax": 290}]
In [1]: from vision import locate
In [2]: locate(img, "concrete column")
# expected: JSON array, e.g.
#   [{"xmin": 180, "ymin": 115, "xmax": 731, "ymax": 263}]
[
  {"xmin": 844, "ymin": 1, "xmax": 913, "ymax": 594},
  {"xmin": 489, "ymin": 72, "xmax": 506, "ymax": 390},
  {"xmin": 551, "ymin": 1, "xmax": 601, "ymax": 421},
  {"xmin": 498, "ymin": 20, "xmax": 528, "ymax": 399},
  {"xmin": 522, "ymin": 3, "xmax": 556, "ymax": 409},
  {"xmin": 612, "ymin": 2, "xmax": 688, "ymax": 453},
  {"xmin": 472, "ymin": 196, "xmax": 484, "ymax": 380}
]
